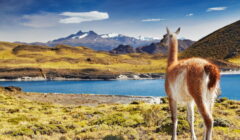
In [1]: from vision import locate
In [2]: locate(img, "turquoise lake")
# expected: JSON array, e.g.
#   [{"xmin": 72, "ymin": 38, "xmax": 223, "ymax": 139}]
[{"xmin": 0, "ymin": 74, "xmax": 239, "ymax": 100}]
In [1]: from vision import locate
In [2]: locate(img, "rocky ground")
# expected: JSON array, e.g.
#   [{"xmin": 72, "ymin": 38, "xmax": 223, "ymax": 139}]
[{"xmin": 5, "ymin": 86, "xmax": 161, "ymax": 106}]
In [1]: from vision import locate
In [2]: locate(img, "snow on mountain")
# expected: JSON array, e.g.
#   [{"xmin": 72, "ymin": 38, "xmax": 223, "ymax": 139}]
[
  {"xmin": 179, "ymin": 37, "xmax": 188, "ymax": 40},
  {"xmin": 137, "ymin": 36, "xmax": 160, "ymax": 41},
  {"xmin": 75, "ymin": 33, "xmax": 88, "ymax": 39},
  {"xmin": 101, "ymin": 33, "xmax": 120, "ymax": 38}
]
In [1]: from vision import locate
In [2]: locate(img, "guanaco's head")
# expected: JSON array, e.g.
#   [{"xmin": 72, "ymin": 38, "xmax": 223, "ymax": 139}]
[{"xmin": 160, "ymin": 27, "xmax": 180, "ymax": 47}]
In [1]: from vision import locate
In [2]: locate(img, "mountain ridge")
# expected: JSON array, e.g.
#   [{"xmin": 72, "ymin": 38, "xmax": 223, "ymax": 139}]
[
  {"xmin": 110, "ymin": 39, "xmax": 194, "ymax": 54},
  {"xmin": 29, "ymin": 30, "xmax": 161, "ymax": 51}
]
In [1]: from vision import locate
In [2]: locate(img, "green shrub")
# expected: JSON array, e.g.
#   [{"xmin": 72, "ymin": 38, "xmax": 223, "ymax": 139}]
[
  {"xmin": 7, "ymin": 115, "xmax": 31, "ymax": 125},
  {"xmin": 27, "ymin": 124, "xmax": 67, "ymax": 135},
  {"xmin": 103, "ymin": 135, "xmax": 125, "ymax": 140},
  {"xmin": 160, "ymin": 98, "xmax": 168, "ymax": 104},
  {"xmin": 214, "ymin": 118, "xmax": 231, "ymax": 127},
  {"xmin": 92, "ymin": 112, "xmax": 142, "ymax": 127},
  {"xmin": 158, "ymin": 116, "xmax": 189, "ymax": 135},
  {"xmin": 142, "ymin": 105, "xmax": 164, "ymax": 126},
  {"xmin": 7, "ymin": 108, "xmax": 20, "ymax": 113},
  {"xmin": 5, "ymin": 127, "xmax": 34, "ymax": 136},
  {"xmin": 216, "ymin": 97, "xmax": 229, "ymax": 103}
]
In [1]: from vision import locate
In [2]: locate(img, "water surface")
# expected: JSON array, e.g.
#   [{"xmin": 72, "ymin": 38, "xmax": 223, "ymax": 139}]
[{"xmin": 0, "ymin": 75, "xmax": 239, "ymax": 100}]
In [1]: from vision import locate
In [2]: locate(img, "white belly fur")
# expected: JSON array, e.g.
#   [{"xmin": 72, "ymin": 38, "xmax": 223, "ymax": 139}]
[{"xmin": 169, "ymin": 70, "xmax": 193, "ymax": 104}]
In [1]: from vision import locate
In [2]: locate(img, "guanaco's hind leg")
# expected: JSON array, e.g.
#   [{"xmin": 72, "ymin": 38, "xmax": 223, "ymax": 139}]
[
  {"xmin": 169, "ymin": 97, "xmax": 178, "ymax": 140},
  {"xmin": 187, "ymin": 101, "xmax": 197, "ymax": 140},
  {"xmin": 187, "ymin": 66, "xmax": 214, "ymax": 140},
  {"xmin": 195, "ymin": 98, "xmax": 213, "ymax": 140}
]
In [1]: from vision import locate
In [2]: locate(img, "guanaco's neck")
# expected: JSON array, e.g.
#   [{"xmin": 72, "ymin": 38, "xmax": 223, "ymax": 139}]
[{"xmin": 167, "ymin": 37, "xmax": 178, "ymax": 67}]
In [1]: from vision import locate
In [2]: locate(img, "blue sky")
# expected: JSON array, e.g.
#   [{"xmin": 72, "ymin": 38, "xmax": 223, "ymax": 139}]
[{"xmin": 0, "ymin": 0, "xmax": 240, "ymax": 42}]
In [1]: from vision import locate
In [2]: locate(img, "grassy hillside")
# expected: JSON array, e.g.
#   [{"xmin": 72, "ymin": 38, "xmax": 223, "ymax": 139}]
[
  {"xmin": 182, "ymin": 20, "xmax": 240, "ymax": 63},
  {"xmin": 228, "ymin": 56, "xmax": 240, "ymax": 65},
  {"xmin": 0, "ymin": 42, "xmax": 167, "ymax": 74},
  {"xmin": 0, "ymin": 39, "xmax": 239, "ymax": 78},
  {"xmin": 0, "ymin": 88, "xmax": 239, "ymax": 140}
]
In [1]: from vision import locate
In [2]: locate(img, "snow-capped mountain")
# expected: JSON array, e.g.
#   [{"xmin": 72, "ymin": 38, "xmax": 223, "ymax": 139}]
[
  {"xmin": 36, "ymin": 30, "xmax": 160, "ymax": 51},
  {"xmin": 29, "ymin": 30, "xmax": 193, "ymax": 51}
]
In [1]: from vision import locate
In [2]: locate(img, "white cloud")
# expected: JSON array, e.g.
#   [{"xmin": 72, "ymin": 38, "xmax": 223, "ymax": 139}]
[
  {"xmin": 141, "ymin": 18, "xmax": 165, "ymax": 22},
  {"xmin": 22, "ymin": 12, "xmax": 59, "ymax": 28},
  {"xmin": 207, "ymin": 7, "xmax": 227, "ymax": 12},
  {"xmin": 21, "ymin": 11, "xmax": 109, "ymax": 28},
  {"xmin": 59, "ymin": 11, "xmax": 109, "ymax": 24},
  {"xmin": 186, "ymin": 13, "xmax": 194, "ymax": 17}
]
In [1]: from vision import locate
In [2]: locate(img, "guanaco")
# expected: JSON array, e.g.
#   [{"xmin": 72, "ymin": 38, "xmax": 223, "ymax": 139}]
[{"xmin": 160, "ymin": 28, "xmax": 220, "ymax": 140}]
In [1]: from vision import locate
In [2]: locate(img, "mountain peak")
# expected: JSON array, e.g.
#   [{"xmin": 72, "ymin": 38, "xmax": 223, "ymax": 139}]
[
  {"xmin": 88, "ymin": 30, "xmax": 98, "ymax": 35},
  {"xmin": 75, "ymin": 30, "xmax": 97, "ymax": 36},
  {"xmin": 76, "ymin": 30, "xmax": 84, "ymax": 35}
]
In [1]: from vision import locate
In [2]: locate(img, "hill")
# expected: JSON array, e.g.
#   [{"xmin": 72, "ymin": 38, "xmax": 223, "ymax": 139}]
[
  {"xmin": 0, "ymin": 40, "xmax": 239, "ymax": 80},
  {"xmin": 182, "ymin": 20, "xmax": 240, "ymax": 61},
  {"xmin": 0, "ymin": 87, "xmax": 239, "ymax": 139},
  {"xmin": 0, "ymin": 41, "xmax": 168, "ymax": 80}
]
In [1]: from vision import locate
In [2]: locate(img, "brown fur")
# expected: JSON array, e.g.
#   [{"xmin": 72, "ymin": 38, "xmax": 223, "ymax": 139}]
[
  {"xmin": 167, "ymin": 37, "xmax": 178, "ymax": 66},
  {"xmin": 185, "ymin": 62, "xmax": 214, "ymax": 130},
  {"xmin": 204, "ymin": 64, "xmax": 220, "ymax": 90},
  {"xmin": 166, "ymin": 57, "xmax": 220, "ymax": 92},
  {"xmin": 162, "ymin": 28, "xmax": 220, "ymax": 140}
]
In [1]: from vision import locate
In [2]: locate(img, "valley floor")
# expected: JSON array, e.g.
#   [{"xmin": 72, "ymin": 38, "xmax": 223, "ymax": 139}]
[{"xmin": 0, "ymin": 87, "xmax": 239, "ymax": 140}]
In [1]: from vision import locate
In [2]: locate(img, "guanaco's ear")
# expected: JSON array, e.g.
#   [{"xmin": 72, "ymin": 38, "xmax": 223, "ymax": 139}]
[
  {"xmin": 175, "ymin": 27, "xmax": 181, "ymax": 35},
  {"xmin": 166, "ymin": 27, "xmax": 170, "ymax": 34}
]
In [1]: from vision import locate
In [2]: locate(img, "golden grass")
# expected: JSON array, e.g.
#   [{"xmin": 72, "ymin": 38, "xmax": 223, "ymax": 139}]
[
  {"xmin": 0, "ymin": 89, "xmax": 239, "ymax": 140},
  {"xmin": 0, "ymin": 42, "xmax": 167, "ymax": 73},
  {"xmin": 227, "ymin": 57, "xmax": 240, "ymax": 65},
  {"xmin": 1, "ymin": 41, "xmax": 239, "ymax": 74}
]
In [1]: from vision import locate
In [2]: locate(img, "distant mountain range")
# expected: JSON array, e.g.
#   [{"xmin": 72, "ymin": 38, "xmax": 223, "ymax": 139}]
[
  {"xmin": 28, "ymin": 30, "xmax": 161, "ymax": 51},
  {"xmin": 110, "ymin": 39, "xmax": 194, "ymax": 54}
]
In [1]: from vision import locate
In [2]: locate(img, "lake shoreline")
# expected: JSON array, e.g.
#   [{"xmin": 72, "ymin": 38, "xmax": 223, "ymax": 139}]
[
  {"xmin": 1, "ymin": 86, "xmax": 162, "ymax": 106},
  {"xmin": 0, "ymin": 73, "xmax": 165, "ymax": 81},
  {"xmin": 220, "ymin": 70, "xmax": 240, "ymax": 75},
  {"xmin": 0, "ymin": 70, "xmax": 240, "ymax": 81}
]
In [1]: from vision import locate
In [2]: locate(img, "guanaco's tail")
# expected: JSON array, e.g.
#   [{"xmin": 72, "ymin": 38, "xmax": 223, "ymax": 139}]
[{"xmin": 204, "ymin": 64, "xmax": 220, "ymax": 90}]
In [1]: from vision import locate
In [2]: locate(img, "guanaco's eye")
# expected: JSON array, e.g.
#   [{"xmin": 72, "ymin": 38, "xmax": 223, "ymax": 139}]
[{"xmin": 169, "ymin": 35, "xmax": 173, "ymax": 38}]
